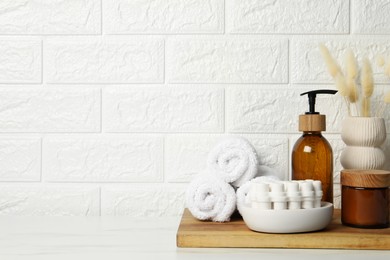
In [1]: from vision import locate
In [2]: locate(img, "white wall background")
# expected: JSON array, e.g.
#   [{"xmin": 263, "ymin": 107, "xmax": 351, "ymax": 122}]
[{"xmin": 0, "ymin": 0, "xmax": 390, "ymax": 216}]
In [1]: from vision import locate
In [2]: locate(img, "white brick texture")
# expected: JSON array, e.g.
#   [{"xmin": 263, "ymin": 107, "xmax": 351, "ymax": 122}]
[
  {"xmin": 45, "ymin": 37, "xmax": 164, "ymax": 83},
  {"xmin": 0, "ymin": 38, "xmax": 41, "ymax": 83},
  {"xmin": 227, "ymin": 0, "xmax": 348, "ymax": 34},
  {"xmin": 1, "ymin": 0, "xmax": 390, "ymax": 215},
  {"xmin": 43, "ymin": 136, "xmax": 163, "ymax": 182},
  {"xmin": 0, "ymin": 0, "xmax": 101, "ymax": 34},
  {"xmin": 101, "ymin": 184, "xmax": 186, "ymax": 217},
  {"xmin": 103, "ymin": 0, "xmax": 224, "ymax": 34},
  {"xmin": 352, "ymin": 0, "xmax": 390, "ymax": 34},
  {"xmin": 103, "ymin": 87, "xmax": 224, "ymax": 132},
  {"xmin": 167, "ymin": 38, "xmax": 288, "ymax": 83},
  {"xmin": 165, "ymin": 134, "xmax": 220, "ymax": 182},
  {"xmin": 0, "ymin": 138, "xmax": 41, "ymax": 181},
  {"xmin": 0, "ymin": 88, "xmax": 100, "ymax": 132},
  {"xmin": 0, "ymin": 185, "xmax": 100, "ymax": 216}
]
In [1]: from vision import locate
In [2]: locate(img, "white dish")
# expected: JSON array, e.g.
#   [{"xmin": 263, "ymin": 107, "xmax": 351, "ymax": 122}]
[{"xmin": 240, "ymin": 202, "xmax": 333, "ymax": 234}]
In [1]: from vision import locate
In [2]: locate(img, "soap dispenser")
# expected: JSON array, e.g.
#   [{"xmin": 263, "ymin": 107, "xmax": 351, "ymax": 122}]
[{"xmin": 292, "ymin": 89, "xmax": 337, "ymax": 203}]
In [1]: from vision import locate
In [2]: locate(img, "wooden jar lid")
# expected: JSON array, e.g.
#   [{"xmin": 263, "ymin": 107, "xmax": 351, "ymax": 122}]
[
  {"xmin": 341, "ymin": 169, "xmax": 390, "ymax": 188},
  {"xmin": 299, "ymin": 114, "xmax": 326, "ymax": 132}
]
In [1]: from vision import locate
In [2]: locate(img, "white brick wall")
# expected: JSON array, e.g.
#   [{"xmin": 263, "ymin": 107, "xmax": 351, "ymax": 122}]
[
  {"xmin": 167, "ymin": 37, "xmax": 288, "ymax": 83},
  {"xmin": 0, "ymin": 138, "xmax": 41, "ymax": 181},
  {"xmin": 103, "ymin": 0, "xmax": 224, "ymax": 34},
  {"xmin": 227, "ymin": 0, "xmax": 349, "ymax": 34},
  {"xmin": 0, "ymin": 88, "xmax": 100, "ymax": 132},
  {"xmin": 0, "ymin": 0, "xmax": 101, "ymax": 34},
  {"xmin": 0, "ymin": 0, "xmax": 390, "ymax": 216},
  {"xmin": 0, "ymin": 38, "xmax": 41, "ymax": 83},
  {"xmin": 103, "ymin": 86, "xmax": 224, "ymax": 132},
  {"xmin": 45, "ymin": 37, "xmax": 164, "ymax": 83}
]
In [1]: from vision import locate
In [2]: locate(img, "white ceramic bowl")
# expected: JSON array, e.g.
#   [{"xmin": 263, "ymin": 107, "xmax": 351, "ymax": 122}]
[{"xmin": 240, "ymin": 202, "xmax": 333, "ymax": 234}]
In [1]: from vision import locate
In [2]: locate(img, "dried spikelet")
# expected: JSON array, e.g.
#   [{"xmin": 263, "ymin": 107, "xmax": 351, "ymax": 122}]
[
  {"xmin": 346, "ymin": 77, "xmax": 359, "ymax": 103},
  {"xmin": 377, "ymin": 91, "xmax": 390, "ymax": 117},
  {"xmin": 361, "ymin": 58, "xmax": 374, "ymax": 117},
  {"xmin": 361, "ymin": 58, "xmax": 374, "ymax": 98},
  {"xmin": 345, "ymin": 49, "xmax": 358, "ymax": 80},
  {"xmin": 376, "ymin": 55, "xmax": 385, "ymax": 67},
  {"xmin": 385, "ymin": 56, "xmax": 390, "ymax": 77},
  {"xmin": 385, "ymin": 91, "xmax": 390, "ymax": 103},
  {"xmin": 319, "ymin": 44, "xmax": 342, "ymax": 79},
  {"xmin": 376, "ymin": 58, "xmax": 390, "ymax": 117},
  {"xmin": 335, "ymin": 74, "xmax": 349, "ymax": 97}
]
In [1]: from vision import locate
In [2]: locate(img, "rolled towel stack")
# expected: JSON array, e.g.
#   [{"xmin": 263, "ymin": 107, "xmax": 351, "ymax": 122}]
[
  {"xmin": 186, "ymin": 136, "xmax": 261, "ymax": 222},
  {"xmin": 207, "ymin": 136, "xmax": 259, "ymax": 187},
  {"xmin": 186, "ymin": 172, "xmax": 236, "ymax": 222}
]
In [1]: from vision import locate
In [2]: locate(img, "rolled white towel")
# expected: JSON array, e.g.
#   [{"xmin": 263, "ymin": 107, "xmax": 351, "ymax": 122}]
[
  {"xmin": 236, "ymin": 175, "xmax": 280, "ymax": 214},
  {"xmin": 186, "ymin": 173, "xmax": 236, "ymax": 222},
  {"xmin": 207, "ymin": 136, "xmax": 259, "ymax": 187}
]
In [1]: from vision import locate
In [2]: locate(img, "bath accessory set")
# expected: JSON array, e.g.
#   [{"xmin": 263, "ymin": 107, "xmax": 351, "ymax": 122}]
[
  {"xmin": 186, "ymin": 136, "xmax": 280, "ymax": 222},
  {"xmin": 239, "ymin": 179, "xmax": 333, "ymax": 233}
]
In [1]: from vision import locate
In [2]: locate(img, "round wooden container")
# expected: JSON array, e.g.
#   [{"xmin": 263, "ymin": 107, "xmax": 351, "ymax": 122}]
[{"xmin": 341, "ymin": 169, "xmax": 390, "ymax": 229}]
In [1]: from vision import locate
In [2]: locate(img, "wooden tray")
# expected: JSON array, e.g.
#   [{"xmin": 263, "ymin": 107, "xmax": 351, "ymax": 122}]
[{"xmin": 177, "ymin": 209, "xmax": 390, "ymax": 250}]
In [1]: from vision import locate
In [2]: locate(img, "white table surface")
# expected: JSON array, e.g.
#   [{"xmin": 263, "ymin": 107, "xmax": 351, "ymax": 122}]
[{"xmin": 0, "ymin": 216, "xmax": 389, "ymax": 260}]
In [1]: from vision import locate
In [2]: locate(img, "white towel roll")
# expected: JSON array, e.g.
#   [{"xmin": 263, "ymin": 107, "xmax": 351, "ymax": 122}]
[
  {"xmin": 186, "ymin": 173, "xmax": 236, "ymax": 222},
  {"xmin": 207, "ymin": 136, "xmax": 259, "ymax": 187}
]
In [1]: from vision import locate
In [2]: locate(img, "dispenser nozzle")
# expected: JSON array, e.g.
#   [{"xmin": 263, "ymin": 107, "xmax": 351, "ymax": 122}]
[{"xmin": 300, "ymin": 90, "xmax": 337, "ymax": 114}]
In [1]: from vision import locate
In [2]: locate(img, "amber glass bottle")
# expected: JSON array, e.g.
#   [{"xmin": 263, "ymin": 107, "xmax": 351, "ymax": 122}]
[
  {"xmin": 292, "ymin": 130, "xmax": 333, "ymax": 203},
  {"xmin": 292, "ymin": 90, "xmax": 337, "ymax": 204}
]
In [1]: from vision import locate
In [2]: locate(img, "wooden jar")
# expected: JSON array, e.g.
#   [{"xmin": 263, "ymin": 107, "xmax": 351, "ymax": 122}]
[{"xmin": 341, "ymin": 169, "xmax": 390, "ymax": 228}]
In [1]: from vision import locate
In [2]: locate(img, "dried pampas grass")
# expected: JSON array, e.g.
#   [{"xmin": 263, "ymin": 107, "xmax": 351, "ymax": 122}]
[
  {"xmin": 318, "ymin": 44, "xmax": 388, "ymax": 118},
  {"xmin": 345, "ymin": 50, "xmax": 359, "ymax": 115},
  {"xmin": 377, "ymin": 91, "xmax": 390, "ymax": 117},
  {"xmin": 319, "ymin": 44, "xmax": 342, "ymax": 79},
  {"xmin": 376, "ymin": 55, "xmax": 385, "ymax": 67},
  {"xmin": 375, "ymin": 55, "xmax": 390, "ymax": 117},
  {"xmin": 385, "ymin": 91, "xmax": 390, "ymax": 103},
  {"xmin": 335, "ymin": 74, "xmax": 351, "ymax": 115},
  {"xmin": 335, "ymin": 74, "xmax": 349, "ymax": 97},
  {"xmin": 345, "ymin": 49, "xmax": 358, "ymax": 80},
  {"xmin": 346, "ymin": 77, "xmax": 359, "ymax": 115},
  {"xmin": 361, "ymin": 58, "xmax": 374, "ymax": 97},
  {"xmin": 361, "ymin": 58, "xmax": 374, "ymax": 117},
  {"xmin": 385, "ymin": 56, "xmax": 390, "ymax": 77}
]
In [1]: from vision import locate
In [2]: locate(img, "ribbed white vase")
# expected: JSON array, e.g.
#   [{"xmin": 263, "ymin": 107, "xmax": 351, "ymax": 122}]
[{"xmin": 340, "ymin": 117, "xmax": 386, "ymax": 169}]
